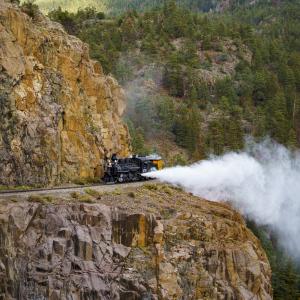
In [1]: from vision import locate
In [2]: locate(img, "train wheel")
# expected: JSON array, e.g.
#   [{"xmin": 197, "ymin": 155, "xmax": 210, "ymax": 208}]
[
  {"xmin": 103, "ymin": 174, "xmax": 116, "ymax": 184},
  {"xmin": 117, "ymin": 174, "xmax": 127, "ymax": 183}
]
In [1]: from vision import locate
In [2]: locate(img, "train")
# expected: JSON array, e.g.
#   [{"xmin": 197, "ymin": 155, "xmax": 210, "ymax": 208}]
[{"xmin": 102, "ymin": 154, "xmax": 164, "ymax": 184}]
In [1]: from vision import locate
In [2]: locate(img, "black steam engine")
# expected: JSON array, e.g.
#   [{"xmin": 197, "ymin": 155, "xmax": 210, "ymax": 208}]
[{"xmin": 102, "ymin": 154, "xmax": 164, "ymax": 184}]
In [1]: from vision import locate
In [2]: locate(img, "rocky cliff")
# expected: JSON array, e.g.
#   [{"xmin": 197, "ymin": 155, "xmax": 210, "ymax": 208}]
[
  {"xmin": 0, "ymin": 184, "xmax": 273, "ymax": 299},
  {"xmin": 0, "ymin": 0, "xmax": 130, "ymax": 186}
]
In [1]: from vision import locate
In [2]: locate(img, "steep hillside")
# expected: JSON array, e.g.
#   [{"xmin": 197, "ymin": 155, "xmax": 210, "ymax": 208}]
[
  {"xmin": 49, "ymin": 0, "xmax": 300, "ymax": 162},
  {"xmin": 0, "ymin": 183, "xmax": 272, "ymax": 299},
  {"xmin": 0, "ymin": 1, "xmax": 130, "ymax": 186}
]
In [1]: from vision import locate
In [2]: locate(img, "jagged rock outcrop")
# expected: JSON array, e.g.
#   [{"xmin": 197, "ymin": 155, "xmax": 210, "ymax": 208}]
[
  {"xmin": 0, "ymin": 0, "xmax": 130, "ymax": 186},
  {"xmin": 0, "ymin": 185, "xmax": 273, "ymax": 299}
]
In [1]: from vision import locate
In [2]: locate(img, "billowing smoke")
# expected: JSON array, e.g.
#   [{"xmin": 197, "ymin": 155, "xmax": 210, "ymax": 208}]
[{"xmin": 146, "ymin": 139, "xmax": 300, "ymax": 258}]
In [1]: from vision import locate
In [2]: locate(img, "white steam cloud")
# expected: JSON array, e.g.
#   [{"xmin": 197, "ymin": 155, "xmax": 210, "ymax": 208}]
[{"xmin": 146, "ymin": 139, "xmax": 300, "ymax": 258}]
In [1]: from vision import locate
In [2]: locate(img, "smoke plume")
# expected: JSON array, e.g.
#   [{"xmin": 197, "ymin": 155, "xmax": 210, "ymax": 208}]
[{"xmin": 146, "ymin": 139, "xmax": 300, "ymax": 258}]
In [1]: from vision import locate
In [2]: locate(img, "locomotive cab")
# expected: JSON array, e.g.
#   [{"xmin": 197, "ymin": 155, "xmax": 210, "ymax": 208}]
[
  {"xmin": 139, "ymin": 154, "xmax": 164, "ymax": 172},
  {"xmin": 102, "ymin": 154, "xmax": 164, "ymax": 184},
  {"xmin": 151, "ymin": 158, "xmax": 164, "ymax": 171}
]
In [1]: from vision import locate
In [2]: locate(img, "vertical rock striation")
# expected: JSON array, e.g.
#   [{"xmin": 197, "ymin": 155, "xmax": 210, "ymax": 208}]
[
  {"xmin": 0, "ymin": 0, "xmax": 130, "ymax": 186},
  {"xmin": 0, "ymin": 194, "xmax": 272, "ymax": 299}
]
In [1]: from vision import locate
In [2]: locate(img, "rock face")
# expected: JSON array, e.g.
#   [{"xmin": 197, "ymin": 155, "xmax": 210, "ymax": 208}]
[
  {"xmin": 0, "ymin": 187, "xmax": 273, "ymax": 299},
  {"xmin": 0, "ymin": 1, "xmax": 130, "ymax": 186}
]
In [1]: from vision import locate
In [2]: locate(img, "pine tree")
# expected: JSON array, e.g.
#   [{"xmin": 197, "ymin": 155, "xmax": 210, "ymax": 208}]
[
  {"xmin": 207, "ymin": 118, "xmax": 225, "ymax": 155},
  {"xmin": 155, "ymin": 96, "xmax": 175, "ymax": 131},
  {"xmin": 267, "ymin": 93, "xmax": 289, "ymax": 144},
  {"xmin": 287, "ymin": 128, "xmax": 298, "ymax": 149},
  {"xmin": 173, "ymin": 104, "xmax": 200, "ymax": 154},
  {"xmin": 274, "ymin": 259, "xmax": 300, "ymax": 300},
  {"xmin": 253, "ymin": 107, "xmax": 267, "ymax": 138},
  {"xmin": 163, "ymin": 54, "xmax": 185, "ymax": 97},
  {"xmin": 227, "ymin": 107, "xmax": 244, "ymax": 151}
]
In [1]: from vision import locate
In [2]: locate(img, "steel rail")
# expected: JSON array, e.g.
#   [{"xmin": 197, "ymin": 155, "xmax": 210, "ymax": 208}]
[
  {"xmin": 0, "ymin": 183, "xmax": 106, "ymax": 195},
  {"xmin": 0, "ymin": 179, "xmax": 153, "ymax": 195}
]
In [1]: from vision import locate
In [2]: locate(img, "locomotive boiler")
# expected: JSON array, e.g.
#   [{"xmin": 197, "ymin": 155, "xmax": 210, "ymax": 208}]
[{"xmin": 102, "ymin": 154, "xmax": 164, "ymax": 184}]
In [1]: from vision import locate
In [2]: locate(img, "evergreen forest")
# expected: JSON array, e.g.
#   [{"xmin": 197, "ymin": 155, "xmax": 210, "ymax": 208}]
[{"xmin": 47, "ymin": 0, "xmax": 300, "ymax": 162}]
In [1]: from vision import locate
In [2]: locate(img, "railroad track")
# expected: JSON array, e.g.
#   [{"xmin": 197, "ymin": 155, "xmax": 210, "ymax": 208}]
[
  {"xmin": 0, "ymin": 183, "xmax": 105, "ymax": 195},
  {"xmin": 0, "ymin": 180, "xmax": 156, "ymax": 196}
]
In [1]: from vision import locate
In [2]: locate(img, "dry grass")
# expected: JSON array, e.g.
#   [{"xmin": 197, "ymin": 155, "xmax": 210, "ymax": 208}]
[
  {"xmin": 70, "ymin": 191, "xmax": 95, "ymax": 203},
  {"xmin": 143, "ymin": 183, "xmax": 159, "ymax": 191},
  {"xmin": 171, "ymin": 185, "xmax": 184, "ymax": 192},
  {"xmin": 142, "ymin": 183, "xmax": 175, "ymax": 195},
  {"xmin": 28, "ymin": 194, "xmax": 55, "ymax": 204},
  {"xmin": 159, "ymin": 185, "xmax": 174, "ymax": 195},
  {"xmin": 73, "ymin": 177, "xmax": 100, "ymax": 185},
  {"xmin": 84, "ymin": 188, "xmax": 102, "ymax": 198},
  {"xmin": 77, "ymin": 194, "xmax": 95, "ymax": 203},
  {"xmin": 112, "ymin": 188, "xmax": 122, "ymax": 195},
  {"xmin": 0, "ymin": 185, "xmax": 32, "ymax": 191}
]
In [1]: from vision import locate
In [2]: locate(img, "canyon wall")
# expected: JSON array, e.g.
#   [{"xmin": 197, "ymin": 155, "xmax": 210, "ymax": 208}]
[
  {"xmin": 0, "ymin": 184, "xmax": 273, "ymax": 299},
  {"xmin": 0, "ymin": 0, "xmax": 130, "ymax": 186}
]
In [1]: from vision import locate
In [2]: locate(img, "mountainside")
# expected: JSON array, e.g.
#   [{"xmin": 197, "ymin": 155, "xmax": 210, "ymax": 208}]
[
  {"xmin": 0, "ymin": 183, "xmax": 272, "ymax": 299},
  {"xmin": 44, "ymin": 2, "xmax": 300, "ymax": 295},
  {"xmin": 0, "ymin": 0, "xmax": 130, "ymax": 186},
  {"xmin": 1, "ymin": 2, "xmax": 299, "ymax": 299},
  {"xmin": 49, "ymin": 0, "xmax": 300, "ymax": 163}
]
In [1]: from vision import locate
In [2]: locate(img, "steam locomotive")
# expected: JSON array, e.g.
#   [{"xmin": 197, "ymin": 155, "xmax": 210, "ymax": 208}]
[{"xmin": 102, "ymin": 154, "xmax": 164, "ymax": 184}]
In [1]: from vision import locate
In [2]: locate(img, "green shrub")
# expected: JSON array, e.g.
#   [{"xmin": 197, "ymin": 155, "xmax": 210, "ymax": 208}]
[
  {"xmin": 169, "ymin": 154, "xmax": 188, "ymax": 166},
  {"xmin": 21, "ymin": 0, "xmax": 40, "ymax": 19},
  {"xmin": 216, "ymin": 53, "xmax": 229, "ymax": 63},
  {"xmin": 70, "ymin": 191, "xmax": 80, "ymax": 199},
  {"xmin": 10, "ymin": 0, "xmax": 20, "ymax": 5},
  {"xmin": 128, "ymin": 191, "xmax": 136, "ymax": 198},
  {"xmin": 73, "ymin": 179, "xmax": 87, "ymax": 185},
  {"xmin": 171, "ymin": 185, "xmax": 183, "ymax": 192}
]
